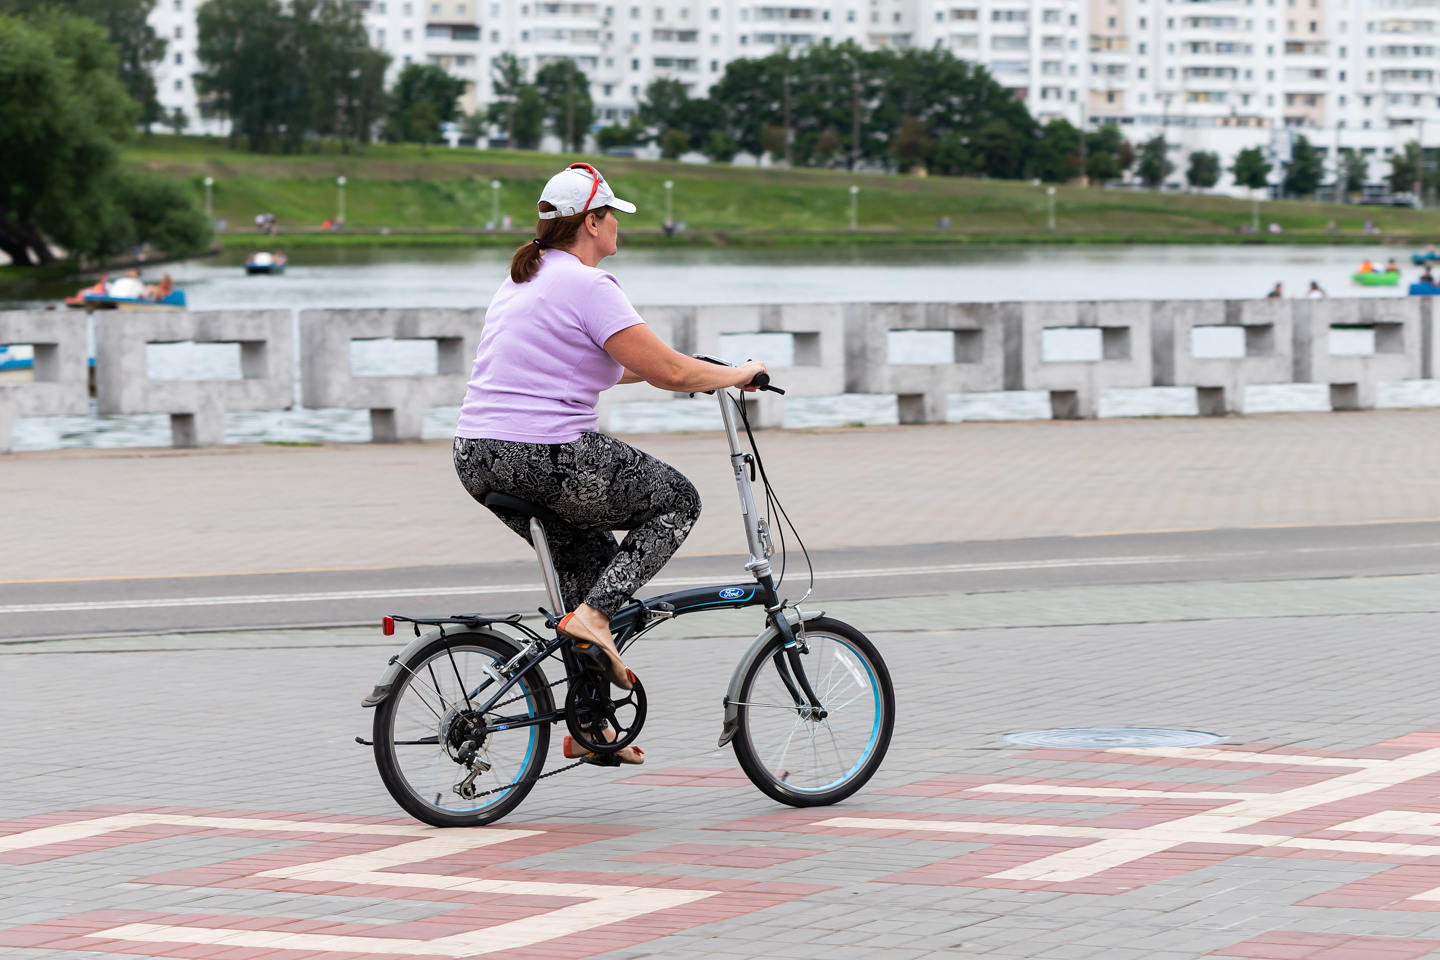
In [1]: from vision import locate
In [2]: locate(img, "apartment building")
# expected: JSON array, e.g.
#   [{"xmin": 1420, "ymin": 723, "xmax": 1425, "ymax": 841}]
[{"xmin": 148, "ymin": 0, "xmax": 1440, "ymax": 191}]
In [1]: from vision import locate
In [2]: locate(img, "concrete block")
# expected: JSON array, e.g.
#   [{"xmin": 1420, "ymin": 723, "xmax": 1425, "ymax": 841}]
[
  {"xmin": 845, "ymin": 302, "xmax": 1008, "ymax": 425},
  {"xmin": 92, "ymin": 310, "xmax": 293, "ymax": 448},
  {"xmin": 300, "ymin": 308, "xmax": 482, "ymax": 442},
  {"xmin": 595, "ymin": 305, "xmax": 693, "ymax": 432},
  {"xmin": 1016, "ymin": 300, "xmax": 1152, "ymax": 419},
  {"xmin": 0, "ymin": 311, "xmax": 90, "ymax": 453},
  {"xmin": 1292, "ymin": 298, "xmax": 1423, "ymax": 410},
  {"xmin": 1152, "ymin": 299, "xmax": 1292, "ymax": 415},
  {"xmin": 689, "ymin": 303, "xmax": 846, "ymax": 428}
]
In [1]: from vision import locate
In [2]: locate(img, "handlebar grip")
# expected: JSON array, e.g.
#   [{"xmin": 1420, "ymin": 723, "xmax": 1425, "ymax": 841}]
[{"xmin": 747, "ymin": 372, "xmax": 786, "ymax": 395}]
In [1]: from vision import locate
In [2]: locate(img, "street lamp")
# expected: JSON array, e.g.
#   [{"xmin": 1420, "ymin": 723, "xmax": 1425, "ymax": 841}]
[
  {"xmin": 663, "ymin": 179, "xmax": 674, "ymax": 224},
  {"xmin": 490, "ymin": 179, "xmax": 501, "ymax": 228},
  {"xmin": 203, "ymin": 176, "xmax": 214, "ymax": 221},
  {"xmin": 849, "ymin": 184, "xmax": 859, "ymax": 231},
  {"xmin": 1046, "ymin": 186, "xmax": 1056, "ymax": 232},
  {"xmin": 336, "ymin": 176, "xmax": 347, "ymax": 227}
]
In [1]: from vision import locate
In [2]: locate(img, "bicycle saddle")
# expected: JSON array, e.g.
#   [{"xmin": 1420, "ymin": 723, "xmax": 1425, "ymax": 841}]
[{"xmin": 482, "ymin": 492, "xmax": 569, "ymax": 530}]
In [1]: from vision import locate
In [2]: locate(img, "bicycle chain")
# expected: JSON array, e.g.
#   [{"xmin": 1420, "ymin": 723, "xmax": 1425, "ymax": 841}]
[{"xmin": 463, "ymin": 758, "xmax": 588, "ymax": 799}]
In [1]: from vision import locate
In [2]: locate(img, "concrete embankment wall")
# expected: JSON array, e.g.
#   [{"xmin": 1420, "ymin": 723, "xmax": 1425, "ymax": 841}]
[{"xmin": 1, "ymin": 298, "xmax": 1435, "ymax": 451}]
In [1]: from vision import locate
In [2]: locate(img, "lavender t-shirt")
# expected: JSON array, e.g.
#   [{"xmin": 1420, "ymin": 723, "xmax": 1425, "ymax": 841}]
[{"xmin": 455, "ymin": 249, "xmax": 645, "ymax": 443}]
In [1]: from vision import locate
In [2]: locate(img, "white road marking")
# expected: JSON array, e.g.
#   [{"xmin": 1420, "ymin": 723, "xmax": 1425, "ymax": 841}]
[
  {"xmin": 819, "ymin": 745, "xmax": 1440, "ymax": 885},
  {"xmin": 1, "ymin": 813, "xmax": 717, "ymax": 957},
  {"xmin": 0, "ymin": 554, "xmax": 1196, "ymax": 615}
]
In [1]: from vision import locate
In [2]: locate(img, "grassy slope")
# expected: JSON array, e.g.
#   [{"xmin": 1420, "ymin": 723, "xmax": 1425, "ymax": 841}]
[{"xmin": 125, "ymin": 134, "xmax": 1440, "ymax": 245}]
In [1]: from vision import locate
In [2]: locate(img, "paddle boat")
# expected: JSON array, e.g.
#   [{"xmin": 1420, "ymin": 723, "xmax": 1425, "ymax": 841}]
[
  {"xmin": 1412, "ymin": 250, "xmax": 1440, "ymax": 265},
  {"xmin": 1352, "ymin": 269, "xmax": 1401, "ymax": 286},
  {"xmin": 245, "ymin": 250, "xmax": 287, "ymax": 275},
  {"xmin": 0, "ymin": 344, "xmax": 33, "ymax": 378},
  {"xmin": 1410, "ymin": 281, "xmax": 1440, "ymax": 295},
  {"xmin": 63, "ymin": 289, "xmax": 186, "ymax": 309}
]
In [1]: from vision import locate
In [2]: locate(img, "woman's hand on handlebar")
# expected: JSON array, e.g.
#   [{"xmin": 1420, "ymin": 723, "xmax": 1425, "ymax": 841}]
[{"xmin": 736, "ymin": 360, "xmax": 768, "ymax": 392}]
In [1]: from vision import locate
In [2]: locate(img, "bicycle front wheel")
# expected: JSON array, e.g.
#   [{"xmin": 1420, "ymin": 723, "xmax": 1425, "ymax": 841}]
[
  {"xmin": 731, "ymin": 616, "xmax": 894, "ymax": 807},
  {"xmin": 373, "ymin": 631, "xmax": 552, "ymax": 827}
]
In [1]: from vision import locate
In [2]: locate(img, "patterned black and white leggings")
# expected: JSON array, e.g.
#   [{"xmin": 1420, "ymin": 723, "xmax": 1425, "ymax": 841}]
[{"xmin": 453, "ymin": 433, "xmax": 702, "ymax": 617}]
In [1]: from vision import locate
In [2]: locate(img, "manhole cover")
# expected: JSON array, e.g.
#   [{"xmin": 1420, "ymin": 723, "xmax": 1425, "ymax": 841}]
[{"xmin": 1004, "ymin": 727, "xmax": 1226, "ymax": 749}]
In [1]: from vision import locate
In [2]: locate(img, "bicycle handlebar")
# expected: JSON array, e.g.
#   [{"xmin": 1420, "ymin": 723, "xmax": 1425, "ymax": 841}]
[{"xmin": 694, "ymin": 354, "xmax": 786, "ymax": 395}]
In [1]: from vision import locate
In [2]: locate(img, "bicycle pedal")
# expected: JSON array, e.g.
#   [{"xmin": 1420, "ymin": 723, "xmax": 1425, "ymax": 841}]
[{"xmin": 579, "ymin": 752, "xmax": 622, "ymax": 767}]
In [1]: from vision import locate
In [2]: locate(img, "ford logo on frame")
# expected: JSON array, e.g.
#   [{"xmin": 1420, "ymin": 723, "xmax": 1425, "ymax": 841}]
[{"xmin": 718, "ymin": 587, "xmax": 745, "ymax": 600}]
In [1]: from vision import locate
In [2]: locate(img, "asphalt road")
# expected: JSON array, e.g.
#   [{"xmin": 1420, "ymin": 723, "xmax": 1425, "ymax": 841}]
[{"xmin": 6, "ymin": 519, "xmax": 1439, "ymax": 642}]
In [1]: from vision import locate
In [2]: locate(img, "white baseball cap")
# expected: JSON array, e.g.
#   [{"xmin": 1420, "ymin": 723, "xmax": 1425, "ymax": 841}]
[{"xmin": 537, "ymin": 163, "xmax": 637, "ymax": 219}]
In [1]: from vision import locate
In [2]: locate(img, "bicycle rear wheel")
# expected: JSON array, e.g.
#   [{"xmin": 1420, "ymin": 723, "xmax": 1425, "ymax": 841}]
[
  {"xmin": 731, "ymin": 616, "xmax": 894, "ymax": 806},
  {"xmin": 373, "ymin": 631, "xmax": 552, "ymax": 827}
]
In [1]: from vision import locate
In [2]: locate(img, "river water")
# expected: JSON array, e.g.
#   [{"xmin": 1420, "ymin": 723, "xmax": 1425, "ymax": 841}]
[{"xmin": 7, "ymin": 243, "xmax": 1440, "ymax": 450}]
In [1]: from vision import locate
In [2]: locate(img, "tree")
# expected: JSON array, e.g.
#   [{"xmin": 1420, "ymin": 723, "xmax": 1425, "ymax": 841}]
[
  {"xmin": 931, "ymin": 131, "xmax": 976, "ymax": 177},
  {"xmin": 1186, "ymin": 151, "xmax": 1220, "ymax": 189},
  {"xmin": 535, "ymin": 60, "xmax": 593, "ymax": 151},
  {"xmin": 386, "ymin": 62, "xmax": 466, "ymax": 143},
  {"xmin": 0, "ymin": 12, "xmax": 209, "ymax": 264},
  {"xmin": 1389, "ymin": 140, "xmax": 1424, "ymax": 194},
  {"xmin": 1034, "ymin": 119, "xmax": 1081, "ymax": 183},
  {"xmin": 813, "ymin": 127, "xmax": 841, "ymax": 166},
  {"xmin": 1136, "ymin": 136, "xmax": 1174, "ymax": 188},
  {"xmin": 1230, "ymin": 146, "xmax": 1272, "ymax": 192},
  {"xmin": 166, "ymin": 106, "xmax": 188, "ymax": 136},
  {"xmin": 1282, "ymin": 134, "xmax": 1324, "ymax": 197},
  {"xmin": 1338, "ymin": 148, "xmax": 1368, "ymax": 197},
  {"xmin": 703, "ymin": 127, "xmax": 737, "ymax": 163},
  {"xmin": 975, "ymin": 119, "xmax": 1027, "ymax": 179},
  {"xmin": 1084, "ymin": 124, "xmax": 1130, "ymax": 182},
  {"xmin": 510, "ymin": 84, "xmax": 545, "ymax": 149},
  {"xmin": 889, "ymin": 115, "xmax": 934, "ymax": 171},
  {"xmin": 659, "ymin": 127, "xmax": 688, "ymax": 160},
  {"xmin": 307, "ymin": 1, "xmax": 389, "ymax": 149},
  {"xmin": 0, "ymin": 0, "xmax": 166, "ymax": 129},
  {"xmin": 638, "ymin": 78, "xmax": 690, "ymax": 142},
  {"xmin": 195, "ymin": 0, "xmax": 388, "ymax": 152},
  {"xmin": 597, "ymin": 116, "xmax": 644, "ymax": 150},
  {"xmin": 704, "ymin": 41, "xmax": 1037, "ymax": 176},
  {"xmin": 459, "ymin": 110, "xmax": 486, "ymax": 142},
  {"xmin": 487, "ymin": 51, "xmax": 525, "ymax": 145},
  {"xmin": 760, "ymin": 122, "xmax": 787, "ymax": 162}
]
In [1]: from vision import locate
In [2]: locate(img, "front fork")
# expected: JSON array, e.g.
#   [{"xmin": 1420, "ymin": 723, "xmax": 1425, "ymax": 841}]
[{"xmin": 759, "ymin": 577, "xmax": 828, "ymax": 720}]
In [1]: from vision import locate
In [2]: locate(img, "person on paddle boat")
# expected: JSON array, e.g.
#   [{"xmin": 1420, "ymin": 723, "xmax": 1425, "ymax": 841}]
[
  {"xmin": 71, "ymin": 272, "xmax": 109, "ymax": 300},
  {"xmin": 452, "ymin": 163, "xmax": 766, "ymax": 765},
  {"xmin": 143, "ymin": 273, "xmax": 174, "ymax": 301},
  {"xmin": 1385, "ymin": 258, "xmax": 1400, "ymax": 273},
  {"xmin": 1359, "ymin": 260, "xmax": 1376, "ymax": 274}
]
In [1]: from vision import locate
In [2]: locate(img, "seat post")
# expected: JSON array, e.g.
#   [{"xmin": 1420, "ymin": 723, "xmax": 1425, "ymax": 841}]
[{"xmin": 529, "ymin": 518, "xmax": 567, "ymax": 614}]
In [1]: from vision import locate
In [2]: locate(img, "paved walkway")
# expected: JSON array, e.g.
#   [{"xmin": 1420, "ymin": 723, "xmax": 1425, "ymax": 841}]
[
  {"xmin": 8, "ymin": 411, "xmax": 1440, "ymax": 959},
  {"xmin": 7, "ymin": 409, "xmax": 1440, "ymax": 582}
]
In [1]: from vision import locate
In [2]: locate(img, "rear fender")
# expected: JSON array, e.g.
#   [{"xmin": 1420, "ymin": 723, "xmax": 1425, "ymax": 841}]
[
  {"xmin": 717, "ymin": 609, "xmax": 825, "ymax": 747},
  {"xmin": 361, "ymin": 626, "xmax": 519, "ymax": 707}
]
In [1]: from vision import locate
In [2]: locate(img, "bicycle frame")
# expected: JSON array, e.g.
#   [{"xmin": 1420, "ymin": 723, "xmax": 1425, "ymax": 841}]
[{"xmin": 363, "ymin": 384, "xmax": 828, "ymax": 737}]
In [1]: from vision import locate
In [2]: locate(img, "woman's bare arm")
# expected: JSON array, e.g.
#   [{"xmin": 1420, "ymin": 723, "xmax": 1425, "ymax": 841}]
[{"xmin": 604, "ymin": 324, "xmax": 765, "ymax": 393}]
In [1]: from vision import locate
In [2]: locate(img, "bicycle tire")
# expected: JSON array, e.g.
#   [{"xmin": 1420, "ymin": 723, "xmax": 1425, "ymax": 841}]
[
  {"xmin": 731, "ymin": 616, "xmax": 894, "ymax": 807},
  {"xmin": 373, "ymin": 630, "xmax": 552, "ymax": 827}
]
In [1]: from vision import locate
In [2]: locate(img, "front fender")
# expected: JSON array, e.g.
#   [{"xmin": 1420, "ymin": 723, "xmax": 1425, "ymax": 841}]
[
  {"xmin": 360, "ymin": 626, "xmax": 518, "ymax": 707},
  {"xmin": 717, "ymin": 609, "xmax": 825, "ymax": 747}
]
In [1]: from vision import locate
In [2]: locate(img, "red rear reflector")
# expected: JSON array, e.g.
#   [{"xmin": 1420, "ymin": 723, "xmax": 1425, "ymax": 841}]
[{"xmin": 382, "ymin": 616, "xmax": 395, "ymax": 636}]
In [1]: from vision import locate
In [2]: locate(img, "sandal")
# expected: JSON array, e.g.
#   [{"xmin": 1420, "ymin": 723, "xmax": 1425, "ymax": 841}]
[
  {"xmin": 564, "ymin": 734, "xmax": 645, "ymax": 765},
  {"xmin": 558, "ymin": 611, "xmax": 633, "ymax": 690}
]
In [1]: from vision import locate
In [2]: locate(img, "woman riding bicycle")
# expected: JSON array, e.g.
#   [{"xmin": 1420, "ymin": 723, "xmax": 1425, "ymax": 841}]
[{"xmin": 453, "ymin": 163, "xmax": 765, "ymax": 763}]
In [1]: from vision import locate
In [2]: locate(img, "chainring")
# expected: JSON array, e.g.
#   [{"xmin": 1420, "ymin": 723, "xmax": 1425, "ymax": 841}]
[{"xmin": 564, "ymin": 672, "xmax": 646, "ymax": 753}]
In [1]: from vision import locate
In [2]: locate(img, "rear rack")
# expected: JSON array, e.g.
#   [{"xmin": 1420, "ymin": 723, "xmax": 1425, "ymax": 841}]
[{"xmin": 382, "ymin": 612, "xmax": 524, "ymax": 637}]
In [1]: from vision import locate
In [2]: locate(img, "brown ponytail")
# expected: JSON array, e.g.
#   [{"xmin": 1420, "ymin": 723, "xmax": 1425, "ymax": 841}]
[{"xmin": 509, "ymin": 202, "xmax": 611, "ymax": 283}]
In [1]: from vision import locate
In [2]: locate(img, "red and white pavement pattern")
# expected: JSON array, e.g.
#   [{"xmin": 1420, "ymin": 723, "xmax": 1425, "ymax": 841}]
[
  {"xmin": 15, "ymin": 730, "xmax": 1440, "ymax": 958},
  {"xmin": 0, "ymin": 806, "xmax": 824, "ymax": 960},
  {"xmin": 714, "ymin": 729, "xmax": 1440, "ymax": 902}
]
